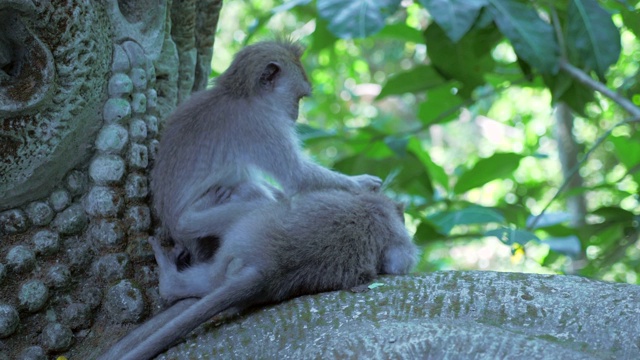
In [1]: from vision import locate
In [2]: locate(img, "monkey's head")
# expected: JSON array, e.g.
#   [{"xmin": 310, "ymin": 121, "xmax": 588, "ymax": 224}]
[{"xmin": 217, "ymin": 40, "xmax": 312, "ymax": 120}]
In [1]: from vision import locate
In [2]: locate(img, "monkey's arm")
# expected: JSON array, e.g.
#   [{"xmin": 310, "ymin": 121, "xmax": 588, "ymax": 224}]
[
  {"xmin": 300, "ymin": 160, "xmax": 382, "ymax": 192},
  {"xmin": 256, "ymin": 145, "xmax": 381, "ymax": 194}
]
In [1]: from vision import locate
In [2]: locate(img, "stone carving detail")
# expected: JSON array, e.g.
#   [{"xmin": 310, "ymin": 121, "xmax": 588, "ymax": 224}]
[{"xmin": 0, "ymin": 0, "xmax": 221, "ymax": 357}]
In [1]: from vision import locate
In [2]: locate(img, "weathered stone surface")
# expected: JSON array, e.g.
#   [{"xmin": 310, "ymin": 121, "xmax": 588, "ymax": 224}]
[
  {"xmin": 0, "ymin": 304, "xmax": 19, "ymax": 338},
  {"xmin": 128, "ymin": 143, "xmax": 149, "ymax": 169},
  {"xmin": 92, "ymin": 253, "xmax": 130, "ymax": 281},
  {"xmin": 41, "ymin": 323, "xmax": 73, "ymax": 351},
  {"xmin": 104, "ymin": 280, "xmax": 145, "ymax": 324},
  {"xmin": 5, "ymin": 245, "xmax": 35, "ymax": 273},
  {"xmin": 0, "ymin": 209, "xmax": 28, "ymax": 235},
  {"xmin": 31, "ymin": 230, "xmax": 60, "ymax": 256},
  {"xmin": 108, "ymin": 73, "xmax": 133, "ymax": 97},
  {"xmin": 51, "ymin": 204, "xmax": 88, "ymax": 235},
  {"xmin": 61, "ymin": 303, "xmax": 92, "ymax": 330},
  {"xmin": 65, "ymin": 170, "xmax": 89, "ymax": 197},
  {"xmin": 49, "ymin": 190, "xmax": 71, "ymax": 212},
  {"xmin": 89, "ymin": 218, "xmax": 125, "ymax": 247},
  {"xmin": 0, "ymin": 263, "xmax": 5, "ymax": 284},
  {"xmin": 84, "ymin": 186, "xmax": 123, "ymax": 217},
  {"xmin": 124, "ymin": 173, "xmax": 149, "ymax": 199},
  {"xmin": 24, "ymin": 202, "xmax": 54, "ymax": 227},
  {"xmin": 103, "ymin": 98, "xmax": 132, "ymax": 124},
  {"xmin": 0, "ymin": 0, "xmax": 221, "ymax": 356},
  {"xmin": 45, "ymin": 264, "xmax": 71, "ymax": 289},
  {"xmin": 16, "ymin": 346, "xmax": 45, "ymax": 360},
  {"xmin": 63, "ymin": 237, "xmax": 93, "ymax": 272},
  {"xmin": 80, "ymin": 286, "xmax": 103, "ymax": 311},
  {"xmin": 89, "ymin": 155, "xmax": 126, "ymax": 184},
  {"xmin": 0, "ymin": 0, "xmax": 109, "ymax": 210},
  {"xmin": 76, "ymin": 272, "xmax": 640, "ymax": 359},
  {"xmin": 129, "ymin": 119, "xmax": 148, "ymax": 141},
  {"xmin": 95, "ymin": 124, "xmax": 129, "ymax": 154},
  {"xmin": 125, "ymin": 206, "xmax": 151, "ymax": 234},
  {"xmin": 18, "ymin": 280, "xmax": 49, "ymax": 313}
]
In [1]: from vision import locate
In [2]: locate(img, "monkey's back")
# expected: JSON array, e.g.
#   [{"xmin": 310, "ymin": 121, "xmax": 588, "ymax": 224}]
[
  {"xmin": 238, "ymin": 190, "xmax": 407, "ymax": 301},
  {"xmin": 150, "ymin": 89, "xmax": 256, "ymax": 225}
]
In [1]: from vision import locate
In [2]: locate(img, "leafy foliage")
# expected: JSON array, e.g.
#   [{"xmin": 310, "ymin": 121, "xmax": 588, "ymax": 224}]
[
  {"xmin": 213, "ymin": 0, "xmax": 640, "ymax": 284},
  {"xmin": 317, "ymin": 0, "xmax": 401, "ymax": 38}
]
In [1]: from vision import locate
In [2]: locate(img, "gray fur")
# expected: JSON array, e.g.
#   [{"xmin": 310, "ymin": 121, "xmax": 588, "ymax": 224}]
[
  {"xmin": 99, "ymin": 190, "xmax": 417, "ymax": 360},
  {"xmin": 150, "ymin": 40, "xmax": 381, "ymax": 256}
]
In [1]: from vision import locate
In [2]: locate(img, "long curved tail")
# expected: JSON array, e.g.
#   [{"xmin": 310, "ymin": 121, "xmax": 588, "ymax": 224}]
[{"xmin": 99, "ymin": 266, "xmax": 260, "ymax": 360}]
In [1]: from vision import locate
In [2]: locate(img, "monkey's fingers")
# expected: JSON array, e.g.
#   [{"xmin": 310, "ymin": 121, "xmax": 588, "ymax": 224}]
[
  {"xmin": 148, "ymin": 236, "xmax": 172, "ymax": 269},
  {"xmin": 352, "ymin": 174, "xmax": 382, "ymax": 193}
]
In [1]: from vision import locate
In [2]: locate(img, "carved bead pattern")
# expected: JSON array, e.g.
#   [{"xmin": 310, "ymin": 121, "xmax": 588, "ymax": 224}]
[{"xmin": 0, "ymin": 0, "xmax": 221, "ymax": 356}]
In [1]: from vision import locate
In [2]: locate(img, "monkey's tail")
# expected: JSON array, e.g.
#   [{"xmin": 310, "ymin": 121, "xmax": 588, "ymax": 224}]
[
  {"xmin": 97, "ymin": 298, "xmax": 197, "ymax": 360},
  {"xmin": 110, "ymin": 266, "xmax": 261, "ymax": 360}
]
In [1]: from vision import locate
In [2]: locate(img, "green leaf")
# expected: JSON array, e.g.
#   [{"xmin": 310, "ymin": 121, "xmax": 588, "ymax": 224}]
[
  {"xmin": 375, "ymin": 22, "xmax": 424, "ymax": 43},
  {"xmin": 272, "ymin": 0, "xmax": 312, "ymax": 13},
  {"xmin": 621, "ymin": 9, "xmax": 640, "ymax": 39},
  {"xmin": 309, "ymin": 17, "xmax": 338, "ymax": 53},
  {"xmin": 488, "ymin": 0, "xmax": 559, "ymax": 74},
  {"xmin": 485, "ymin": 227, "xmax": 540, "ymax": 245},
  {"xmin": 384, "ymin": 136, "xmax": 410, "ymax": 156},
  {"xmin": 408, "ymin": 137, "xmax": 450, "ymax": 191},
  {"xmin": 429, "ymin": 205, "xmax": 506, "ymax": 234},
  {"xmin": 296, "ymin": 123, "xmax": 337, "ymax": 141},
  {"xmin": 377, "ymin": 65, "xmax": 446, "ymax": 99},
  {"xmin": 526, "ymin": 212, "xmax": 572, "ymax": 229},
  {"xmin": 368, "ymin": 282, "xmax": 385, "ymax": 289},
  {"xmin": 566, "ymin": 0, "xmax": 621, "ymax": 80},
  {"xmin": 609, "ymin": 135, "xmax": 640, "ymax": 184},
  {"xmin": 592, "ymin": 206, "xmax": 636, "ymax": 223},
  {"xmin": 419, "ymin": 0, "xmax": 487, "ymax": 42},
  {"xmin": 317, "ymin": 0, "xmax": 402, "ymax": 39},
  {"xmin": 453, "ymin": 152, "xmax": 524, "ymax": 194},
  {"xmin": 542, "ymin": 236, "xmax": 582, "ymax": 258},
  {"xmin": 425, "ymin": 23, "xmax": 501, "ymax": 97},
  {"xmin": 414, "ymin": 220, "xmax": 447, "ymax": 244},
  {"xmin": 417, "ymin": 82, "xmax": 464, "ymax": 125},
  {"xmin": 333, "ymin": 155, "xmax": 434, "ymax": 197},
  {"xmin": 542, "ymin": 71, "xmax": 595, "ymax": 116}
]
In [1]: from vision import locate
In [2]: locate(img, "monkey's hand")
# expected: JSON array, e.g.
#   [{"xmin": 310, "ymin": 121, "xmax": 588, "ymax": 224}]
[
  {"xmin": 351, "ymin": 174, "xmax": 382, "ymax": 192},
  {"xmin": 149, "ymin": 236, "xmax": 183, "ymax": 303}
]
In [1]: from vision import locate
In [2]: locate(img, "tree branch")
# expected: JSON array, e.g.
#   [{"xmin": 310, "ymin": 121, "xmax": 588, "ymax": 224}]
[
  {"xmin": 528, "ymin": 115, "xmax": 640, "ymax": 230},
  {"xmin": 559, "ymin": 60, "xmax": 640, "ymax": 118}
]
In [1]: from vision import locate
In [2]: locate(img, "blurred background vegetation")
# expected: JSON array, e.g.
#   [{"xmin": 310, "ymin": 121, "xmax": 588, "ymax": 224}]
[{"xmin": 210, "ymin": 0, "xmax": 640, "ymax": 284}]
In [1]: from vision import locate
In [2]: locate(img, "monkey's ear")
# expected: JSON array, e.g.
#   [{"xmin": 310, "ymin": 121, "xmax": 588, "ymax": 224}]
[{"xmin": 260, "ymin": 62, "xmax": 281, "ymax": 87}]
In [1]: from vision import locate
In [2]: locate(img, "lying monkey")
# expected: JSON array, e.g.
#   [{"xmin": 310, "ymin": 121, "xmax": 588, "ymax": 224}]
[{"xmin": 100, "ymin": 189, "xmax": 418, "ymax": 359}]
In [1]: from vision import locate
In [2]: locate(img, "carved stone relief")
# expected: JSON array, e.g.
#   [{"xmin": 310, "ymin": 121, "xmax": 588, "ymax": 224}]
[{"xmin": 0, "ymin": 0, "xmax": 221, "ymax": 357}]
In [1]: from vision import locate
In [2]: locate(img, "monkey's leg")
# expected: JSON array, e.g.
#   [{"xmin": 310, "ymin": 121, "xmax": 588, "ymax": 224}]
[{"xmin": 150, "ymin": 236, "xmax": 219, "ymax": 302}]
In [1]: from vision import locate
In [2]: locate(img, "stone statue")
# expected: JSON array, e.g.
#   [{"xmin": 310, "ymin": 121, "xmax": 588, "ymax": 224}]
[{"xmin": 0, "ymin": 0, "xmax": 221, "ymax": 357}]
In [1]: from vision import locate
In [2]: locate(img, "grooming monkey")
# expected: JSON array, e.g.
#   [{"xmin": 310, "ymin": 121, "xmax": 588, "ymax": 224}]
[
  {"xmin": 100, "ymin": 190, "xmax": 418, "ymax": 360},
  {"xmin": 151, "ymin": 40, "xmax": 382, "ymax": 263}
]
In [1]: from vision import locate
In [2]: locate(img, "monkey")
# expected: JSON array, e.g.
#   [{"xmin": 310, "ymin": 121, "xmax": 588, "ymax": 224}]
[
  {"xmin": 99, "ymin": 189, "xmax": 418, "ymax": 360},
  {"xmin": 150, "ymin": 39, "xmax": 382, "ymax": 264}
]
